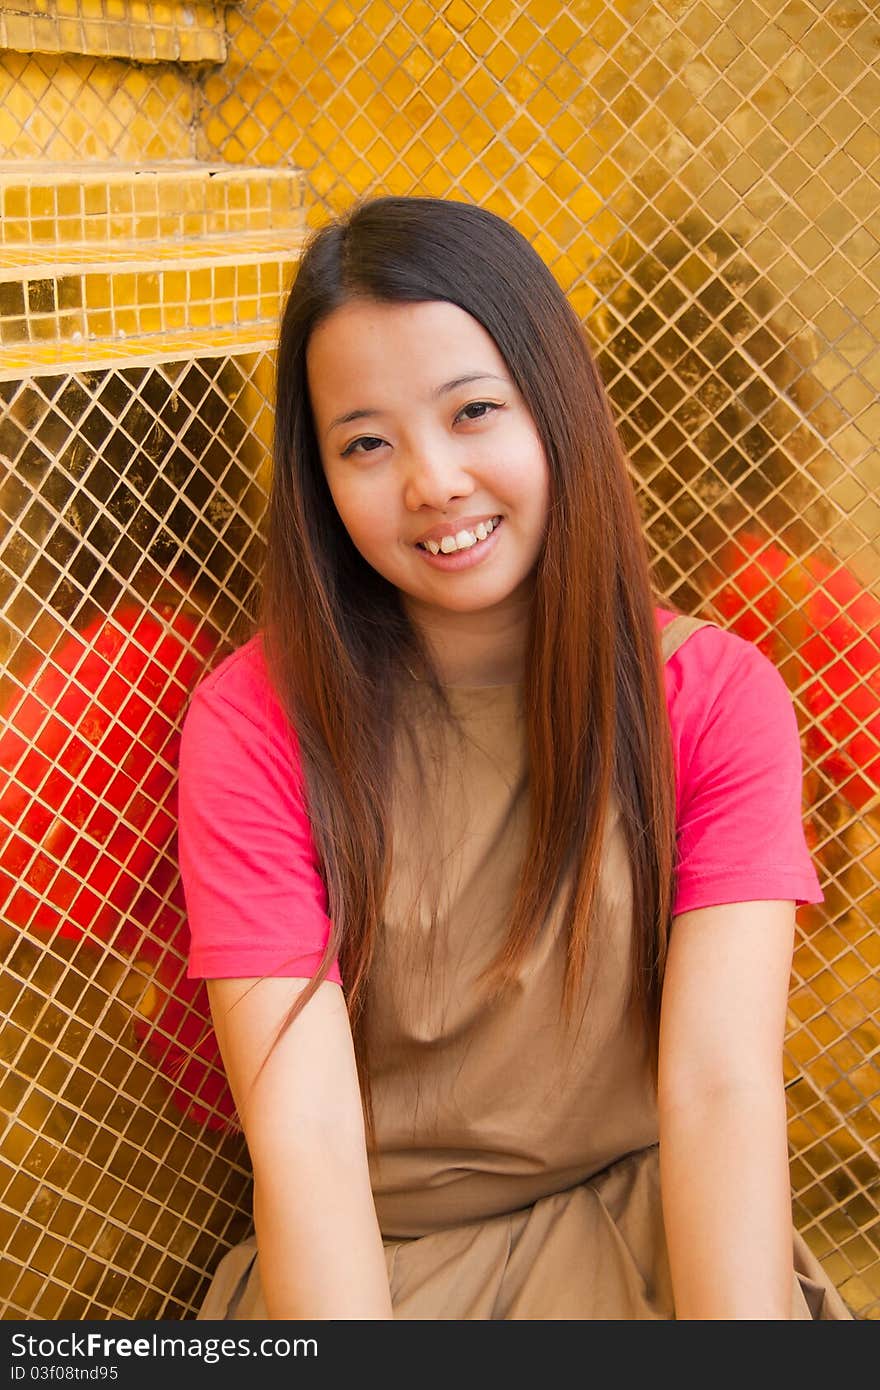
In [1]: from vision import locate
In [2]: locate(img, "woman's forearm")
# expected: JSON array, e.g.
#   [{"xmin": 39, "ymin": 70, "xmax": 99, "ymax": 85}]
[
  {"xmin": 658, "ymin": 1082, "xmax": 795, "ymax": 1319},
  {"xmin": 253, "ymin": 1146, "xmax": 394, "ymax": 1320}
]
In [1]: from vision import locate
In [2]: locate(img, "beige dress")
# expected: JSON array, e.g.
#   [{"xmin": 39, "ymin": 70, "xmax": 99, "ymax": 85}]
[{"xmin": 197, "ymin": 614, "xmax": 853, "ymax": 1320}]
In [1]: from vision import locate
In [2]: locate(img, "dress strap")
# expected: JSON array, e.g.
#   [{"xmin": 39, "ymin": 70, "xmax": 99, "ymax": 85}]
[{"xmin": 659, "ymin": 612, "xmax": 721, "ymax": 665}]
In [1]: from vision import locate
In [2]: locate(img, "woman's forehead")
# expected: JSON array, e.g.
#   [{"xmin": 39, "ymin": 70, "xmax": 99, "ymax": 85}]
[{"xmin": 306, "ymin": 298, "xmax": 505, "ymax": 388}]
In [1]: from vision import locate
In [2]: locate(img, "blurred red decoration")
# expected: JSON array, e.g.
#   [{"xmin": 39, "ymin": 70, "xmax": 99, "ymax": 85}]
[
  {"xmin": 0, "ymin": 588, "xmax": 238, "ymax": 1133},
  {"xmin": 716, "ymin": 531, "xmax": 880, "ymax": 812}
]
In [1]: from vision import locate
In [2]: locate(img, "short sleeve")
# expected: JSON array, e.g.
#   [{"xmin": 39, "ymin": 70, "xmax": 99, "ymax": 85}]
[
  {"xmin": 668, "ymin": 627, "xmax": 824, "ymax": 917},
  {"xmin": 177, "ymin": 644, "xmax": 342, "ymax": 983}
]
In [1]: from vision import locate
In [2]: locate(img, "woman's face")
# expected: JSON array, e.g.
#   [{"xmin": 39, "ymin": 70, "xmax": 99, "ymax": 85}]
[{"xmin": 306, "ymin": 297, "xmax": 551, "ymax": 625}]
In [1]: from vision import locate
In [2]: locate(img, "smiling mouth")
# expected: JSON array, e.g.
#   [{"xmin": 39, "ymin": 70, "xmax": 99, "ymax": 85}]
[{"xmin": 415, "ymin": 516, "xmax": 503, "ymax": 554}]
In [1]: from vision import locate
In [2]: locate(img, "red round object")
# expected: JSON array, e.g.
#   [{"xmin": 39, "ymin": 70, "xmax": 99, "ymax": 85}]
[
  {"xmin": 0, "ymin": 589, "xmax": 237, "ymax": 1131},
  {"xmin": 715, "ymin": 533, "xmax": 880, "ymax": 810}
]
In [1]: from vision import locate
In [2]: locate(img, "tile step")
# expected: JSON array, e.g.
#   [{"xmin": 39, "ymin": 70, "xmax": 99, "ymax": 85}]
[
  {"xmin": 0, "ymin": 323, "xmax": 280, "ymax": 383},
  {"xmin": 0, "ymin": 229, "xmax": 305, "ymax": 270},
  {"xmin": 0, "ymin": 232, "xmax": 304, "ymax": 350},
  {"xmin": 0, "ymin": 0, "xmax": 227, "ymax": 66},
  {"xmin": 0, "ymin": 162, "xmax": 306, "ymax": 244}
]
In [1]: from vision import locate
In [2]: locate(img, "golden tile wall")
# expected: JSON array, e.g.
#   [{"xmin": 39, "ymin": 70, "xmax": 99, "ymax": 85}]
[
  {"xmin": 0, "ymin": 354, "xmax": 274, "ymax": 1317},
  {"xmin": 0, "ymin": 51, "xmax": 196, "ymax": 162},
  {"xmin": 0, "ymin": 0, "xmax": 877, "ymax": 1322}
]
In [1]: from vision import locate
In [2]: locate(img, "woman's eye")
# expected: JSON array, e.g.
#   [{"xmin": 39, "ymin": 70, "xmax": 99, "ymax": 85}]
[
  {"xmin": 457, "ymin": 401, "xmax": 501, "ymax": 422},
  {"xmin": 341, "ymin": 435, "xmax": 386, "ymax": 457}
]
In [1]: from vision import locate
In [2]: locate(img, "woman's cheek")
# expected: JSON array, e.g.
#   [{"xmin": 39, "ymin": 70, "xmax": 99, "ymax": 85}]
[{"xmin": 341, "ymin": 490, "xmax": 395, "ymax": 550}]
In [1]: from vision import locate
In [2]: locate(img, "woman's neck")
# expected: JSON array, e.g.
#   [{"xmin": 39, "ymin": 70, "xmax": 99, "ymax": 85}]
[{"xmin": 404, "ymin": 586, "xmax": 532, "ymax": 687}]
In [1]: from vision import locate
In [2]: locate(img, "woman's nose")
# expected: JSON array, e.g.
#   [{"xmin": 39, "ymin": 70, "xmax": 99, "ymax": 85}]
[{"xmin": 402, "ymin": 440, "xmax": 474, "ymax": 511}]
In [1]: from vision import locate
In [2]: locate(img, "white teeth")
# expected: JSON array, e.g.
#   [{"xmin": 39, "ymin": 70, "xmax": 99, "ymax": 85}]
[{"xmin": 420, "ymin": 516, "xmax": 500, "ymax": 555}]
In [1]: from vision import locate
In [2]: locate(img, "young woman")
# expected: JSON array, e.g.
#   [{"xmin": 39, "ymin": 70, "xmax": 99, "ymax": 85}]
[{"xmin": 178, "ymin": 194, "xmax": 852, "ymax": 1320}]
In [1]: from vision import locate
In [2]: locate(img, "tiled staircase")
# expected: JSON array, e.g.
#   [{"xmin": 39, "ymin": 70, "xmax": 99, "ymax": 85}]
[
  {"xmin": 0, "ymin": 161, "xmax": 306, "ymax": 379},
  {"xmin": 0, "ymin": 154, "xmax": 306, "ymax": 1315}
]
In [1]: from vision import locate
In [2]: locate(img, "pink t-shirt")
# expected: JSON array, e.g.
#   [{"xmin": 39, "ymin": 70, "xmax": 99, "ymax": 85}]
[{"xmin": 179, "ymin": 608, "xmax": 823, "ymax": 981}]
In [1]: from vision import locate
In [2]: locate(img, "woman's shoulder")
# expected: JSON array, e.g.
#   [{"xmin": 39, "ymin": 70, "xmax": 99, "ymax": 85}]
[
  {"xmin": 654, "ymin": 604, "xmax": 782, "ymax": 700},
  {"xmin": 185, "ymin": 632, "xmax": 286, "ymax": 738},
  {"xmin": 652, "ymin": 607, "xmax": 822, "ymax": 909},
  {"xmin": 654, "ymin": 605, "xmax": 800, "ymax": 771}
]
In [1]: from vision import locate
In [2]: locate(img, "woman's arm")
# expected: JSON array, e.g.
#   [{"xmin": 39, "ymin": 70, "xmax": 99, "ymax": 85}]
[
  {"xmin": 657, "ymin": 898, "xmax": 799, "ymax": 1320},
  {"xmin": 207, "ymin": 975, "xmax": 393, "ymax": 1320}
]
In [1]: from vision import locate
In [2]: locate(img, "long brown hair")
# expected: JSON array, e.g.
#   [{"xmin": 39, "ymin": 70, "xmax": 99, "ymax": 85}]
[{"xmin": 257, "ymin": 194, "xmax": 677, "ymax": 1147}]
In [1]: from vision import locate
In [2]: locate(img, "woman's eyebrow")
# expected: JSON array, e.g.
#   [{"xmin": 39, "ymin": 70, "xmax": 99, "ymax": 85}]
[
  {"xmin": 436, "ymin": 372, "xmax": 508, "ymax": 397},
  {"xmin": 327, "ymin": 373, "xmax": 509, "ymax": 434}
]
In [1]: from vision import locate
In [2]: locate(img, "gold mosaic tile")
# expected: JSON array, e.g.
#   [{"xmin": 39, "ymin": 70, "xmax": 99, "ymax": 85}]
[
  {"xmin": 0, "ymin": 164, "xmax": 304, "ymax": 370},
  {"xmin": 0, "ymin": 241, "xmax": 297, "ymax": 346},
  {"xmin": 0, "ymin": 0, "xmax": 226, "ymax": 65},
  {"xmin": 0, "ymin": 0, "xmax": 878, "ymax": 1324},
  {"xmin": 0, "ymin": 51, "xmax": 196, "ymax": 163},
  {"xmin": 0, "ymin": 164, "xmax": 304, "ymax": 244},
  {"xmin": 0, "ymin": 323, "xmax": 278, "ymax": 382},
  {"xmin": 0, "ymin": 355, "xmax": 275, "ymax": 1316}
]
